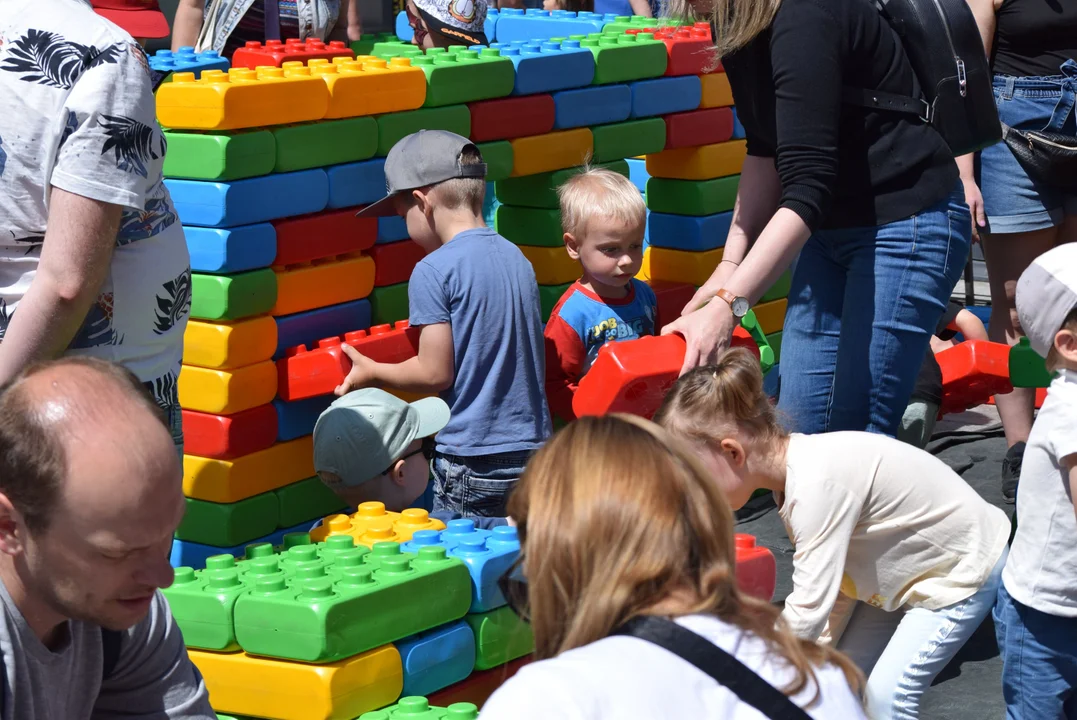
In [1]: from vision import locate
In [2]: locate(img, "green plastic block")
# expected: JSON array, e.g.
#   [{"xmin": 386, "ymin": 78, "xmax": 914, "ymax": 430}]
[
  {"xmin": 591, "ymin": 118, "xmax": 666, "ymax": 162},
  {"xmin": 646, "ymin": 175, "xmax": 739, "ymax": 216},
  {"xmin": 370, "ymin": 283, "xmax": 410, "ymax": 325},
  {"xmin": 576, "ymin": 32, "xmax": 668, "ymax": 84},
  {"xmin": 476, "ymin": 140, "xmax": 513, "ymax": 182},
  {"xmin": 496, "ymin": 206, "xmax": 563, "ymax": 248},
  {"xmin": 464, "ymin": 605, "xmax": 535, "ymax": 671},
  {"xmin": 1010, "ymin": 336, "xmax": 1054, "ymax": 388},
  {"xmin": 163, "ymin": 559, "xmax": 248, "ymax": 651},
  {"xmin": 359, "ymin": 697, "xmax": 479, "ymax": 720},
  {"xmin": 740, "ymin": 309, "xmax": 774, "ymax": 374},
  {"xmin": 190, "ymin": 269, "xmax": 277, "ymax": 321},
  {"xmin": 766, "ymin": 330, "xmax": 783, "ymax": 363},
  {"xmin": 600, "ymin": 15, "xmax": 691, "ymax": 34},
  {"xmin": 371, "ymin": 40, "xmax": 423, "ymax": 59},
  {"xmin": 539, "ymin": 283, "xmax": 572, "ymax": 321},
  {"xmin": 275, "ymin": 477, "xmax": 346, "ymax": 529},
  {"xmin": 272, "ymin": 116, "xmax": 378, "ymax": 173},
  {"xmin": 377, "ymin": 106, "xmax": 471, "ymax": 157},
  {"xmin": 408, "ymin": 47, "xmax": 515, "ymax": 107},
  {"xmin": 234, "ymin": 541, "xmax": 472, "ymax": 662},
  {"xmin": 162, "ymin": 130, "xmax": 275, "ymax": 181},
  {"xmin": 175, "ymin": 493, "xmax": 279, "ymax": 547},
  {"xmin": 760, "ymin": 269, "xmax": 791, "ymax": 303},
  {"xmin": 495, "ymin": 160, "xmax": 630, "ymax": 209},
  {"xmin": 350, "ymin": 32, "xmax": 402, "ymax": 56}
]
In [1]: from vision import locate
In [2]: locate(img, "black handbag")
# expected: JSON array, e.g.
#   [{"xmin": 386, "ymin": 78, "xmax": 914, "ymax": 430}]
[{"xmin": 1001, "ymin": 122, "xmax": 1077, "ymax": 192}]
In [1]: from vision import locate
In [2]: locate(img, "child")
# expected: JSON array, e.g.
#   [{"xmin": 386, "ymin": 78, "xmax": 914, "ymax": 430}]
[
  {"xmin": 544, "ymin": 168, "xmax": 656, "ymax": 423},
  {"xmin": 313, "ymin": 388, "xmax": 508, "ymax": 528},
  {"xmin": 342, "ymin": 130, "xmax": 551, "ymax": 518},
  {"xmin": 655, "ymin": 348, "xmax": 1011, "ymax": 720},
  {"xmin": 403, "ymin": 0, "xmax": 488, "ymax": 49},
  {"xmin": 994, "ymin": 244, "xmax": 1077, "ymax": 720}
]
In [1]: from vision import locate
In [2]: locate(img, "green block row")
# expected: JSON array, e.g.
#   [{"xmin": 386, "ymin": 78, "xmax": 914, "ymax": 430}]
[
  {"xmin": 494, "ymin": 160, "xmax": 630, "ymax": 209},
  {"xmin": 377, "ymin": 105, "xmax": 471, "ymax": 157},
  {"xmin": 477, "ymin": 140, "xmax": 513, "ymax": 183},
  {"xmin": 646, "ymin": 175, "xmax": 739, "ymax": 216},
  {"xmin": 577, "ymin": 32, "xmax": 668, "ymax": 84},
  {"xmin": 191, "ymin": 269, "xmax": 277, "ymax": 322},
  {"xmin": 767, "ymin": 330, "xmax": 783, "ymax": 363},
  {"xmin": 496, "ymin": 206, "xmax": 562, "ymax": 248},
  {"xmin": 760, "ymin": 269, "xmax": 791, "ymax": 303},
  {"xmin": 371, "ymin": 283, "xmax": 410, "ymax": 325},
  {"xmin": 359, "ymin": 697, "xmax": 479, "ymax": 720},
  {"xmin": 600, "ymin": 15, "xmax": 691, "ymax": 34},
  {"xmin": 465, "ymin": 605, "xmax": 535, "ymax": 671},
  {"xmin": 349, "ymin": 32, "xmax": 401, "ymax": 57},
  {"xmin": 274, "ymin": 116, "xmax": 378, "ymax": 173},
  {"xmin": 591, "ymin": 118, "xmax": 666, "ymax": 163},
  {"xmin": 370, "ymin": 44, "xmax": 516, "ymax": 107},
  {"xmin": 539, "ymin": 283, "xmax": 572, "ymax": 321}
]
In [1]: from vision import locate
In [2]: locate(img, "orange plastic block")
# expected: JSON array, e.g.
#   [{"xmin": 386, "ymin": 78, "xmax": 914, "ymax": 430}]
[
  {"xmin": 699, "ymin": 71, "xmax": 734, "ymax": 108},
  {"xmin": 938, "ymin": 340, "xmax": 1014, "ymax": 416},
  {"xmin": 272, "ymin": 254, "xmax": 375, "ymax": 317},
  {"xmin": 231, "ymin": 38, "xmax": 355, "ymax": 70},
  {"xmin": 510, "ymin": 128, "xmax": 593, "ymax": 177},
  {"xmin": 156, "ymin": 67, "xmax": 330, "ymax": 131},
  {"xmin": 183, "ymin": 316, "xmax": 278, "ymax": 370},
  {"xmin": 753, "ymin": 298, "xmax": 787, "ymax": 335},
  {"xmin": 189, "ymin": 645, "xmax": 402, "ymax": 720},
  {"xmin": 646, "ymin": 139, "xmax": 747, "ymax": 180},
  {"xmin": 573, "ymin": 331, "xmax": 760, "ymax": 419},
  {"xmin": 178, "ymin": 361, "xmax": 278, "ymax": 415},
  {"xmin": 644, "ymin": 246, "xmax": 723, "ymax": 286},
  {"xmin": 517, "ymin": 245, "xmax": 579, "ymax": 286},
  {"xmin": 310, "ymin": 501, "xmax": 446, "ymax": 545},
  {"xmin": 428, "ymin": 656, "xmax": 531, "ymax": 709},
  {"xmin": 282, "ymin": 57, "xmax": 427, "ymax": 118},
  {"xmin": 183, "ymin": 436, "xmax": 315, "ymax": 503},
  {"xmin": 277, "ymin": 321, "xmax": 422, "ymax": 401},
  {"xmin": 735, "ymin": 534, "xmax": 776, "ymax": 602}
]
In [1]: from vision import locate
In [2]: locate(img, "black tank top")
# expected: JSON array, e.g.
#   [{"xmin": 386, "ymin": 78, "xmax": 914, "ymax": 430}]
[{"xmin": 993, "ymin": 0, "xmax": 1077, "ymax": 78}]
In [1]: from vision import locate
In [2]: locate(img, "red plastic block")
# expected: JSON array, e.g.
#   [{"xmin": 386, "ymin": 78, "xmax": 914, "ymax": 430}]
[
  {"xmin": 664, "ymin": 107, "xmax": 734, "ymax": 150},
  {"xmin": 468, "ymin": 95, "xmax": 556, "ymax": 143},
  {"xmin": 938, "ymin": 340, "xmax": 1014, "ymax": 416},
  {"xmin": 735, "ymin": 534, "xmax": 776, "ymax": 602},
  {"xmin": 182, "ymin": 405, "xmax": 278, "ymax": 460},
  {"xmin": 369, "ymin": 240, "xmax": 425, "ymax": 287},
  {"xmin": 231, "ymin": 38, "xmax": 354, "ymax": 70},
  {"xmin": 427, "ymin": 656, "xmax": 531, "ymax": 709},
  {"xmin": 277, "ymin": 321, "xmax": 421, "ymax": 401},
  {"xmin": 272, "ymin": 208, "xmax": 376, "ymax": 267},
  {"xmin": 650, "ymin": 281, "xmax": 696, "ymax": 329},
  {"xmin": 573, "ymin": 330, "xmax": 761, "ymax": 419},
  {"xmin": 626, "ymin": 23, "xmax": 720, "ymax": 76}
]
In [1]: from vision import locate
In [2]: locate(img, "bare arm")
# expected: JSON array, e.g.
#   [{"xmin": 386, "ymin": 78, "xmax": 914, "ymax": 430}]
[
  {"xmin": 628, "ymin": 0, "xmax": 654, "ymax": 17},
  {"xmin": 956, "ymin": 0, "xmax": 1001, "ymax": 233},
  {"xmin": 1066, "ymin": 456, "xmax": 1077, "ymax": 522},
  {"xmin": 172, "ymin": 0, "xmax": 207, "ymax": 50},
  {"xmin": 954, "ymin": 308, "xmax": 989, "ymax": 341},
  {"xmin": 330, "ymin": 0, "xmax": 364, "ymax": 41},
  {"xmin": 0, "ymin": 188, "xmax": 119, "ymax": 384},
  {"xmin": 335, "ymin": 322, "xmax": 454, "ymax": 396}
]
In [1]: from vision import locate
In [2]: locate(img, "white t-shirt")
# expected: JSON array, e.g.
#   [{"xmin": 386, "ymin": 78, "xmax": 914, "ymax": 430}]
[
  {"xmin": 1003, "ymin": 369, "xmax": 1077, "ymax": 617},
  {"xmin": 0, "ymin": 0, "xmax": 189, "ymax": 410},
  {"xmin": 479, "ymin": 614, "xmax": 867, "ymax": 720}
]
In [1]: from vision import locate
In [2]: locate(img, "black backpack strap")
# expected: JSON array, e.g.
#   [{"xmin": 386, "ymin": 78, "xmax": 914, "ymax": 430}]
[
  {"xmin": 614, "ymin": 616, "xmax": 813, "ymax": 720},
  {"xmin": 101, "ymin": 628, "xmax": 123, "ymax": 681},
  {"xmin": 841, "ymin": 87, "xmax": 933, "ymax": 123}
]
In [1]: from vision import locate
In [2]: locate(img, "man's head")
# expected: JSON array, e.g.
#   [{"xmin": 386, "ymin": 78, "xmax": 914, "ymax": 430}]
[
  {"xmin": 1016, "ymin": 244, "xmax": 1077, "ymax": 373},
  {"xmin": 405, "ymin": 0, "xmax": 488, "ymax": 49},
  {"xmin": 0, "ymin": 358, "xmax": 183, "ymax": 636},
  {"xmin": 313, "ymin": 389, "xmax": 450, "ymax": 511}
]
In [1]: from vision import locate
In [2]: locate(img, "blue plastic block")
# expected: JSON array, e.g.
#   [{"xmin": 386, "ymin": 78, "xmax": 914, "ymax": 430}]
[
  {"xmin": 482, "ymin": 40, "xmax": 595, "ymax": 95},
  {"xmin": 273, "ymin": 298, "xmax": 372, "ymax": 359},
  {"xmin": 403, "ymin": 522, "xmax": 520, "ymax": 613},
  {"xmin": 626, "ymin": 158, "xmax": 649, "ymax": 193},
  {"xmin": 630, "ymin": 75, "xmax": 703, "ymax": 119},
  {"xmin": 764, "ymin": 362, "xmax": 780, "ymax": 398},
  {"xmin": 150, "ymin": 46, "xmax": 229, "ymax": 79},
  {"xmin": 395, "ymin": 11, "xmax": 412, "ymax": 41},
  {"xmin": 273, "ymin": 395, "xmax": 335, "ymax": 442},
  {"xmin": 594, "ymin": 0, "xmax": 634, "ymax": 14},
  {"xmin": 166, "ymin": 170, "xmax": 328, "ymax": 228},
  {"xmin": 552, "ymin": 84, "xmax": 632, "ymax": 129},
  {"xmin": 732, "ymin": 108, "xmax": 745, "ymax": 139},
  {"xmin": 378, "ymin": 215, "xmax": 410, "ymax": 244},
  {"xmin": 493, "ymin": 8, "xmax": 614, "ymax": 43},
  {"xmin": 647, "ymin": 211, "xmax": 731, "ymax": 252},
  {"xmin": 395, "ymin": 620, "xmax": 477, "ymax": 697},
  {"xmin": 326, "ymin": 158, "xmax": 386, "ymax": 209},
  {"xmin": 185, "ymin": 223, "xmax": 277, "ymax": 274},
  {"xmin": 169, "ymin": 521, "xmax": 312, "ymax": 570}
]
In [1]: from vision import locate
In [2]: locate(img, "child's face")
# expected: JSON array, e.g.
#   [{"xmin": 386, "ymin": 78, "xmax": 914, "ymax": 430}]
[
  {"xmin": 565, "ymin": 217, "xmax": 645, "ymax": 294},
  {"xmin": 695, "ymin": 440, "xmax": 755, "ymax": 510}
]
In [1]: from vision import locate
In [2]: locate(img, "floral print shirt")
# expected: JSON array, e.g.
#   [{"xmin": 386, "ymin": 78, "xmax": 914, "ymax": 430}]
[{"xmin": 0, "ymin": 0, "xmax": 190, "ymax": 413}]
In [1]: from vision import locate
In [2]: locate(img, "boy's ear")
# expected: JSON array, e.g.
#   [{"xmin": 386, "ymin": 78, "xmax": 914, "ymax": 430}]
[
  {"xmin": 564, "ymin": 232, "xmax": 581, "ymax": 261},
  {"xmin": 719, "ymin": 438, "xmax": 747, "ymax": 469},
  {"xmin": 1055, "ymin": 327, "xmax": 1077, "ymax": 363},
  {"xmin": 413, "ymin": 188, "xmax": 434, "ymax": 218},
  {"xmin": 388, "ymin": 459, "xmax": 409, "ymax": 487}
]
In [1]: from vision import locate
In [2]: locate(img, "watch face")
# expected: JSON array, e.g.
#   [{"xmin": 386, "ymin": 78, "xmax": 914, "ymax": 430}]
[{"xmin": 732, "ymin": 296, "xmax": 750, "ymax": 317}]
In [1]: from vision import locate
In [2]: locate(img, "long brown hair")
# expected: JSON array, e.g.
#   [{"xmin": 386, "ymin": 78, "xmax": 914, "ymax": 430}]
[
  {"xmin": 665, "ymin": 0, "xmax": 782, "ymax": 60},
  {"xmin": 507, "ymin": 414, "xmax": 862, "ymax": 703}
]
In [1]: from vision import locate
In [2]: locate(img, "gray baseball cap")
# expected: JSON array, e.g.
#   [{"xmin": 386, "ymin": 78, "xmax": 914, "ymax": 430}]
[
  {"xmin": 313, "ymin": 388, "xmax": 450, "ymax": 488},
  {"xmin": 1016, "ymin": 243, "xmax": 1077, "ymax": 358},
  {"xmin": 355, "ymin": 130, "xmax": 487, "ymax": 217}
]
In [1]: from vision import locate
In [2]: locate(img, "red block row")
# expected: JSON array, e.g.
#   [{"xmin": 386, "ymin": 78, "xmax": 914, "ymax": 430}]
[
  {"xmin": 468, "ymin": 94, "xmax": 556, "ymax": 143},
  {"xmin": 369, "ymin": 240, "xmax": 425, "ymax": 287},
  {"xmin": 664, "ymin": 107, "xmax": 734, "ymax": 150},
  {"xmin": 650, "ymin": 280, "xmax": 696, "ymax": 330},
  {"xmin": 626, "ymin": 23, "xmax": 720, "ymax": 76},
  {"xmin": 183, "ymin": 404, "xmax": 278, "ymax": 460},
  {"xmin": 231, "ymin": 38, "xmax": 354, "ymax": 69},
  {"xmin": 272, "ymin": 208, "xmax": 376, "ymax": 267},
  {"xmin": 938, "ymin": 340, "xmax": 1013, "ymax": 416}
]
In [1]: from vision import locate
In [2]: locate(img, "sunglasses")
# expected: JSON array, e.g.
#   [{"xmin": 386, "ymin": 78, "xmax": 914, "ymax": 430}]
[{"xmin": 380, "ymin": 436, "xmax": 436, "ymax": 476}]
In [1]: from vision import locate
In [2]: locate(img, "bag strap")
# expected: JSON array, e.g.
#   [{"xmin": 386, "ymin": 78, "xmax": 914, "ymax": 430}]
[
  {"xmin": 841, "ymin": 87, "xmax": 933, "ymax": 123},
  {"xmin": 263, "ymin": 0, "xmax": 282, "ymax": 43},
  {"xmin": 614, "ymin": 616, "xmax": 813, "ymax": 720}
]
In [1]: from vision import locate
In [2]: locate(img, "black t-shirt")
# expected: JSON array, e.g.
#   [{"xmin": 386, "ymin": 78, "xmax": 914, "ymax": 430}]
[
  {"xmin": 721, "ymin": 0, "xmax": 958, "ymax": 233},
  {"xmin": 993, "ymin": 0, "xmax": 1077, "ymax": 78},
  {"xmin": 911, "ymin": 302, "xmax": 964, "ymax": 405}
]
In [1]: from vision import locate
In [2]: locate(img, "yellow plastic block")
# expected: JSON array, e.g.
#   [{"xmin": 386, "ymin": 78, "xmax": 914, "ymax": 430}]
[
  {"xmin": 754, "ymin": 298, "xmax": 788, "ymax": 335},
  {"xmin": 646, "ymin": 139, "xmax": 747, "ymax": 181},
  {"xmin": 272, "ymin": 254, "xmax": 375, "ymax": 317},
  {"xmin": 517, "ymin": 245, "xmax": 580, "ymax": 286},
  {"xmin": 645, "ymin": 246, "xmax": 724, "ymax": 287},
  {"xmin": 156, "ymin": 67, "xmax": 329, "ymax": 131},
  {"xmin": 282, "ymin": 57, "xmax": 426, "ymax": 118},
  {"xmin": 183, "ymin": 316, "xmax": 278, "ymax": 370},
  {"xmin": 700, "ymin": 72, "xmax": 734, "ymax": 108},
  {"xmin": 178, "ymin": 361, "xmax": 277, "ymax": 415},
  {"xmin": 635, "ymin": 248, "xmax": 652, "ymax": 282},
  {"xmin": 310, "ymin": 501, "xmax": 446, "ymax": 545},
  {"xmin": 510, "ymin": 128, "xmax": 593, "ymax": 177},
  {"xmin": 189, "ymin": 646, "xmax": 402, "ymax": 720},
  {"xmin": 184, "ymin": 436, "xmax": 315, "ymax": 503}
]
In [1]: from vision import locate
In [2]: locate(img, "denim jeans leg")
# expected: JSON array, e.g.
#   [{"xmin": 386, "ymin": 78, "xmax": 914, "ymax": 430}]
[
  {"xmin": 458, "ymin": 451, "xmax": 530, "ymax": 518},
  {"xmin": 431, "ymin": 453, "xmax": 464, "ymax": 516},
  {"xmin": 166, "ymin": 401, "xmax": 184, "ymax": 461}
]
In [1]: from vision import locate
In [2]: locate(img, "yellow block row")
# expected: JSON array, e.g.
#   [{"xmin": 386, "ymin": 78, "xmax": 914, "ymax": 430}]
[
  {"xmin": 179, "ymin": 361, "xmax": 277, "ymax": 415},
  {"xmin": 517, "ymin": 244, "xmax": 580, "ymax": 286},
  {"xmin": 639, "ymin": 246, "xmax": 725, "ymax": 287},
  {"xmin": 310, "ymin": 501, "xmax": 446, "ymax": 545},
  {"xmin": 647, "ymin": 139, "xmax": 748, "ymax": 181},
  {"xmin": 183, "ymin": 436, "xmax": 314, "ymax": 503},
  {"xmin": 510, "ymin": 128, "xmax": 593, "ymax": 177},
  {"xmin": 700, "ymin": 72, "xmax": 734, "ymax": 109},
  {"xmin": 184, "ymin": 316, "xmax": 278, "ymax": 371}
]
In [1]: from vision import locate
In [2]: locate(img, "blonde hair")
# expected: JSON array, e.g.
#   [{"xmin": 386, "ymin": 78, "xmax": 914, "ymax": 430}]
[
  {"xmin": 508, "ymin": 413, "xmax": 863, "ymax": 703},
  {"xmin": 557, "ymin": 167, "xmax": 647, "ymax": 240},
  {"xmin": 666, "ymin": 0, "xmax": 782, "ymax": 61},
  {"xmin": 431, "ymin": 145, "xmax": 486, "ymax": 214}
]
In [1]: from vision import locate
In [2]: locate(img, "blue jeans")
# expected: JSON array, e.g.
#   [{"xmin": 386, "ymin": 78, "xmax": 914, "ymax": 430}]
[
  {"xmin": 994, "ymin": 583, "xmax": 1077, "ymax": 719},
  {"xmin": 165, "ymin": 400, "xmax": 184, "ymax": 460},
  {"xmin": 431, "ymin": 450, "xmax": 532, "ymax": 518},
  {"xmin": 777, "ymin": 187, "xmax": 971, "ymax": 435}
]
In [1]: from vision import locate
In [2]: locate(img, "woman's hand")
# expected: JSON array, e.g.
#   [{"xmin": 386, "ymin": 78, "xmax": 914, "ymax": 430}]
[
  {"xmin": 962, "ymin": 175, "xmax": 987, "ymax": 242},
  {"xmin": 662, "ymin": 298, "xmax": 738, "ymax": 375},
  {"xmin": 682, "ymin": 260, "xmax": 738, "ymax": 316}
]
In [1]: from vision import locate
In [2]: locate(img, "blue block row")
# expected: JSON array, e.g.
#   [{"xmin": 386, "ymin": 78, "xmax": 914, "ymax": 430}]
[
  {"xmin": 377, "ymin": 215, "xmax": 410, "ymax": 244},
  {"xmin": 185, "ymin": 223, "xmax": 276, "ymax": 274},
  {"xmin": 483, "ymin": 40, "xmax": 595, "ymax": 95},
  {"xmin": 166, "ymin": 169, "xmax": 328, "ymax": 227},
  {"xmin": 647, "ymin": 211, "xmax": 732, "ymax": 252},
  {"xmin": 396, "ymin": 620, "xmax": 477, "ymax": 698},
  {"xmin": 150, "ymin": 46, "xmax": 229, "ymax": 79},
  {"xmin": 764, "ymin": 362, "xmax": 780, "ymax": 399},
  {"xmin": 274, "ymin": 394, "xmax": 335, "ymax": 442},
  {"xmin": 170, "ymin": 521, "xmax": 313, "ymax": 570},
  {"xmin": 732, "ymin": 107, "xmax": 745, "ymax": 139},
  {"xmin": 493, "ymin": 9, "xmax": 618, "ymax": 44},
  {"xmin": 626, "ymin": 158, "xmax": 649, "ymax": 193},
  {"xmin": 630, "ymin": 75, "xmax": 702, "ymax": 119},
  {"xmin": 273, "ymin": 298, "xmax": 372, "ymax": 359},
  {"xmin": 396, "ymin": 9, "xmax": 498, "ymax": 43},
  {"xmin": 553, "ymin": 84, "xmax": 631, "ymax": 129},
  {"xmin": 327, "ymin": 157, "xmax": 386, "ymax": 209}
]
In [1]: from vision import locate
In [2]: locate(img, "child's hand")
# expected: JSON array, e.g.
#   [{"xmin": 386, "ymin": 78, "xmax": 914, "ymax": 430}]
[{"xmin": 334, "ymin": 344, "xmax": 379, "ymax": 396}]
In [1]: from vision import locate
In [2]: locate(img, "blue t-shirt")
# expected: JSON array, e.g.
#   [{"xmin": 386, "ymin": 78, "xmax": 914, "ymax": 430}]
[{"xmin": 408, "ymin": 227, "xmax": 552, "ymax": 456}]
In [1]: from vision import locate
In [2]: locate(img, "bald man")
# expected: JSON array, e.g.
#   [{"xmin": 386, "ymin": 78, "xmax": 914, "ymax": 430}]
[{"xmin": 0, "ymin": 357, "xmax": 212, "ymax": 719}]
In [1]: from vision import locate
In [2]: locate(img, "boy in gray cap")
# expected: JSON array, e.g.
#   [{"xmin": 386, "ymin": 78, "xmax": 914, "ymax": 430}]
[
  {"xmin": 340, "ymin": 131, "xmax": 551, "ymax": 518},
  {"xmin": 994, "ymin": 243, "xmax": 1077, "ymax": 719}
]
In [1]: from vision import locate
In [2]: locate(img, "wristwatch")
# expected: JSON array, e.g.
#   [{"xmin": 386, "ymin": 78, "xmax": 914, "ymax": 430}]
[{"xmin": 715, "ymin": 288, "xmax": 750, "ymax": 319}]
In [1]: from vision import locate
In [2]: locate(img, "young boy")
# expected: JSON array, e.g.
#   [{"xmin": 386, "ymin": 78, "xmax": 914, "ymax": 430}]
[
  {"xmin": 343, "ymin": 130, "xmax": 551, "ymax": 518},
  {"xmin": 995, "ymin": 243, "xmax": 1077, "ymax": 719},
  {"xmin": 544, "ymin": 167, "xmax": 656, "ymax": 422},
  {"xmin": 313, "ymin": 388, "xmax": 507, "ymax": 529}
]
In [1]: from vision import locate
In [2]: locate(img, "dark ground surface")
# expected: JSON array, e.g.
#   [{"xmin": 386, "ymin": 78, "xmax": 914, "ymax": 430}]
[{"xmin": 736, "ymin": 419, "xmax": 1012, "ymax": 719}]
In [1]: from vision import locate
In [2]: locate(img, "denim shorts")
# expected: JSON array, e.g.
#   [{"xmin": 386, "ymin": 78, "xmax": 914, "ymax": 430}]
[
  {"xmin": 165, "ymin": 400, "xmax": 184, "ymax": 460},
  {"xmin": 430, "ymin": 450, "xmax": 532, "ymax": 518},
  {"xmin": 979, "ymin": 59, "xmax": 1077, "ymax": 234}
]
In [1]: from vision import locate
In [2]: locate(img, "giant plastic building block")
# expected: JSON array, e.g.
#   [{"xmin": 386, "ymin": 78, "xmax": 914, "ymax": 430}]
[
  {"xmin": 650, "ymin": 280, "xmax": 696, "ymax": 329},
  {"xmin": 475, "ymin": 141, "xmax": 514, "ymax": 182},
  {"xmin": 369, "ymin": 47, "xmax": 514, "ymax": 107},
  {"xmin": 176, "ymin": 493, "xmax": 279, "ymax": 548},
  {"xmin": 183, "ymin": 315, "xmax": 278, "ymax": 370},
  {"xmin": 753, "ymin": 298, "xmax": 787, "ymax": 335},
  {"xmin": 664, "ymin": 107, "xmax": 734, "ymax": 150},
  {"xmin": 360, "ymin": 697, "xmax": 479, "ymax": 720},
  {"xmin": 378, "ymin": 215, "xmax": 410, "ymax": 244},
  {"xmin": 370, "ymin": 240, "xmax": 425, "ymax": 287},
  {"xmin": 272, "ymin": 254, "xmax": 375, "ymax": 317},
  {"xmin": 647, "ymin": 211, "xmax": 732, "ymax": 252},
  {"xmin": 162, "ymin": 130, "xmax": 275, "ymax": 181},
  {"xmin": 277, "ymin": 320, "xmax": 421, "ymax": 401},
  {"xmin": 551, "ymin": 83, "xmax": 632, "ymax": 129},
  {"xmin": 937, "ymin": 340, "xmax": 1014, "ymax": 415},
  {"xmin": 311, "ymin": 502, "xmax": 446, "ymax": 545},
  {"xmin": 179, "ymin": 361, "xmax": 278, "ymax": 415},
  {"xmin": 232, "ymin": 39, "xmax": 354, "ymax": 69},
  {"xmin": 165, "ymin": 558, "xmax": 250, "ymax": 651},
  {"xmin": 732, "ymin": 107, "xmax": 745, "ymax": 138},
  {"xmin": 326, "ymin": 157, "xmax": 386, "ymax": 209},
  {"xmin": 271, "ymin": 116, "xmax": 378, "ymax": 173},
  {"xmin": 629, "ymin": 75, "xmax": 702, "ymax": 118},
  {"xmin": 404, "ymin": 524, "xmax": 520, "ymax": 613},
  {"xmin": 699, "ymin": 71, "xmax": 734, "ymax": 108},
  {"xmin": 156, "ymin": 68, "xmax": 329, "ymax": 131},
  {"xmin": 427, "ymin": 656, "xmax": 530, "ymax": 709},
  {"xmin": 169, "ymin": 521, "xmax": 311, "ymax": 570},
  {"xmin": 291, "ymin": 57, "xmax": 428, "ymax": 118},
  {"xmin": 627, "ymin": 23, "xmax": 717, "ymax": 76},
  {"xmin": 590, "ymin": 117, "xmax": 666, "ymax": 162},
  {"xmin": 182, "ymin": 404, "xmax": 278, "ymax": 460},
  {"xmin": 395, "ymin": 622, "xmax": 477, "ymax": 698},
  {"xmin": 644, "ymin": 246, "xmax": 724, "ymax": 286},
  {"xmin": 487, "ymin": 39, "xmax": 595, "ymax": 95},
  {"xmin": 581, "ymin": 32, "xmax": 668, "ymax": 84},
  {"xmin": 273, "ymin": 209, "xmax": 377, "ymax": 266},
  {"xmin": 646, "ymin": 175, "xmax": 739, "ymax": 216},
  {"xmin": 493, "ymin": 9, "xmax": 611, "ymax": 43},
  {"xmin": 185, "ymin": 224, "xmax": 277, "ymax": 274},
  {"xmin": 465, "ymin": 606, "xmax": 535, "ymax": 671},
  {"xmin": 495, "ymin": 206, "xmax": 562, "ymax": 247},
  {"xmin": 183, "ymin": 436, "xmax": 315, "ymax": 503},
  {"xmin": 352, "ymin": 31, "xmax": 408, "ymax": 55},
  {"xmin": 1009, "ymin": 336, "xmax": 1053, "ymax": 388},
  {"xmin": 767, "ymin": 331, "xmax": 783, "ymax": 362},
  {"xmin": 518, "ymin": 245, "xmax": 579, "ymax": 285},
  {"xmin": 274, "ymin": 394, "xmax": 335, "ymax": 442},
  {"xmin": 376, "ymin": 106, "xmax": 471, "ymax": 157},
  {"xmin": 646, "ymin": 139, "xmax": 748, "ymax": 181},
  {"xmin": 467, "ymin": 95, "xmax": 555, "ymax": 143},
  {"xmin": 150, "ymin": 47, "xmax": 229, "ymax": 79},
  {"xmin": 599, "ymin": 14, "xmax": 692, "ymax": 34},
  {"xmin": 735, "ymin": 534, "xmax": 777, "ymax": 601},
  {"xmin": 189, "ymin": 645, "xmax": 402, "ymax": 720},
  {"xmin": 166, "ymin": 169, "xmax": 329, "ymax": 227},
  {"xmin": 626, "ymin": 157, "xmax": 649, "ymax": 191},
  {"xmin": 274, "ymin": 298, "xmax": 372, "ymax": 359},
  {"xmin": 495, "ymin": 160, "xmax": 629, "ymax": 209},
  {"xmin": 276, "ymin": 476, "xmax": 346, "ymax": 528},
  {"xmin": 510, "ymin": 128, "xmax": 592, "ymax": 177},
  {"xmin": 370, "ymin": 283, "xmax": 410, "ymax": 325},
  {"xmin": 760, "ymin": 270, "xmax": 792, "ymax": 303},
  {"xmin": 539, "ymin": 283, "xmax": 571, "ymax": 321}
]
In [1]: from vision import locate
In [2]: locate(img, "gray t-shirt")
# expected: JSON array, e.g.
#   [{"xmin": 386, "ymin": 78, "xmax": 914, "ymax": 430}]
[{"xmin": 0, "ymin": 581, "xmax": 213, "ymax": 719}]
